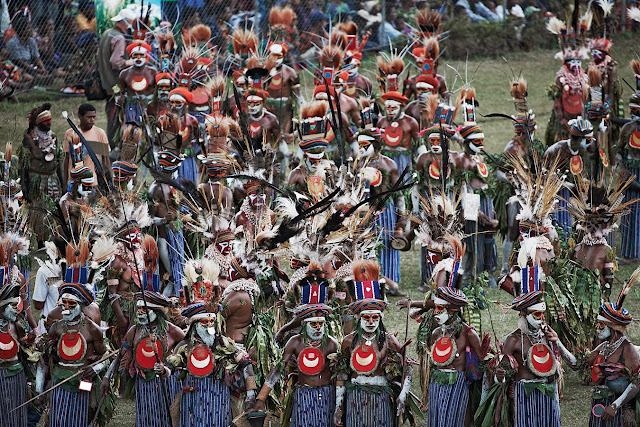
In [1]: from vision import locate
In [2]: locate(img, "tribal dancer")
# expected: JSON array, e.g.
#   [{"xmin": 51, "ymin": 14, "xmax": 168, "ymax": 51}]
[
  {"xmin": 149, "ymin": 150, "xmax": 184, "ymax": 296},
  {"xmin": 428, "ymin": 287, "xmax": 483, "ymax": 427},
  {"xmin": 584, "ymin": 269, "xmax": 640, "ymax": 427},
  {"xmin": 617, "ymin": 61, "xmax": 640, "ymax": 260},
  {"xmin": 115, "ymin": 291, "xmax": 184, "ymax": 427},
  {"xmin": 357, "ymin": 128, "xmax": 407, "ymax": 288},
  {"xmin": 0, "ymin": 282, "xmax": 29, "ymax": 427},
  {"xmin": 545, "ymin": 15, "xmax": 589, "ymax": 146},
  {"xmin": 59, "ymin": 165, "xmax": 94, "ymax": 236},
  {"xmin": 544, "ymin": 117, "xmax": 597, "ymax": 233},
  {"xmin": 119, "ymin": 40, "xmax": 156, "ymax": 127},
  {"xmin": 166, "ymin": 87, "xmax": 200, "ymax": 183},
  {"xmin": 40, "ymin": 283, "xmax": 106, "ymax": 427},
  {"xmin": 254, "ymin": 282, "xmax": 338, "ymax": 426},
  {"xmin": 20, "ymin": 103, "xmax": 62, "ymax": 245},
  {"xmin": 334, "ymin": 259, "xmax": 412, "ymax": 427},
  {"xmin": 265, "ymin": 38, "xmax": 300, "ymax": 136},
  {"xmin": 405, "ymin": 76, "xmax": 439, "ymax": 131}
]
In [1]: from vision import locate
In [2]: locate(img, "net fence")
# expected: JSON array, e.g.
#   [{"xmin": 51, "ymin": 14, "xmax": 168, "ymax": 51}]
[{"xmin": 0, "ymin": 0, "xmax": 637, "ymax": 96}]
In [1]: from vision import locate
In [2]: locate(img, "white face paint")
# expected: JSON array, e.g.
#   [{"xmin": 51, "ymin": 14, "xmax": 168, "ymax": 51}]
[
  {"xmin": 62, "ymin": 304, "xmax": 82, "ymax": 322},
  {"xmin": 567, "ymin": 59, "xmax": 582, "ymax": 74},
  {"xmin": 359, "ymin": 143, "xmax": 375, "ymax": 158},
  {"xmin": 196, "ymin": 322, "xmax": 216, "ymax": 347},
  {"xmin": 526, "ymin": 311, "xmax": 544, "ymax": 331},
  {"xmin": 360, "ymin": 312, "xmax": 381, "ymax": 334},
  {"xmin": 597, "ymin": 324, "xmax": 611, "ymax": 340},
  {"xmin": 434, "ymin": 310, "xmax": 449, "ymax": 325},
  {"xmin": 77, "ymin": 184, "xmax": 92, "ymax": 198},
  {"xmin": 137, "ymin": 308, "xmax": 157, "ymax": 325},
  {"xmin": 385, "ymin": 101, "xmax": 402, "ymax": 120},
  {"xmin": 306, "ymin": 321, "xmax": 325, "ymax": 341},
  {"xmin": 133, "ymin": 58, "xmax": 146, "ymax": 67},
  {"xmin": 348, "ymin": 66, "xmax": 358, "ymax": 76},
  {"xmin": 3, "ymin": 305, "xmax": 18, "ymax": 321}
]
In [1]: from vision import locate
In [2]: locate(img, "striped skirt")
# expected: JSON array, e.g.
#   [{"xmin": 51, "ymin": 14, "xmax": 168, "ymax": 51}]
[
  {"xmin": 166, "ymin": 227, "xmax": 185, "ymax": 295},
  {"xmin": 180, "ymin": 376, "xmax": 232, "ymax": 427},
  {"xmin": 345, "ymin": 386, "xmax": 393, "ymax": 427},
  {"xmin": 382, "ymin": 150, "xmax": 412, "ymax": 179},
  {"xmin": 478, "ymin": 196, "xmax": 498, "ymax": 273},
  {"xmin": 291, "ymin": 385, "xmax": 335, "ymax": 427},
  {"xmin": 427, "ymin": 370, "xmax": 469, "ymax": 427},
  {"xmin": 49, "ymin": 382, "xmax": 90, "ymax": 427},
  {"xmin": 553, "ymin": 187, "xmax": 573, "ymax": 234},
  {"xmin": 179, "ymin": 155, "xmax": 198, "ymax": 183},
  {"xmin": 375, "ymin": 200, "xmax": 401, "ymax": 283},
  {"xmin": 588, "ymin": 396, "xmax": 629, "ymax": 427},
  {"xmin": 513, "ymin": 380, "xmax": 561, "ymax": 427},
  {"xmin": 0, "ymin": 368, "xmax": 27, "ymax": 427},
  {"xmin": 620, "ymin": 166, "xmax": 640, "ymax": 259},
  {"xmin": 135, "ymin": 375, "xmax": 178, "ymax": 427}
]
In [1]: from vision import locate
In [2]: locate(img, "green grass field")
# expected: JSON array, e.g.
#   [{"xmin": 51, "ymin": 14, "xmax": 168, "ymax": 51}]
[{"xmin": 4, "ymin": 43, "xmax": 640, "ymax": 426}]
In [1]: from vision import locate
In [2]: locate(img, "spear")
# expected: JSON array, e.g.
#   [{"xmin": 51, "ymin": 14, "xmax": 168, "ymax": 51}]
[{"xmin": 10, "ymin": 350, "xmax": 118, "ymax": 412}]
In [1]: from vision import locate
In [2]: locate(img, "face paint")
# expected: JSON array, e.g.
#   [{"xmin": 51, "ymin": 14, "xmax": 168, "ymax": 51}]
[
  {"xmin": 158, "ymin": 85, "xmax": 171, "ymax": 102},
  {"xmin": 132, "ymin": 52, "xmax": 147, "ymax": 67},
  {"xmin": 592, "ymin": 49, "xmax": 604, "ymax": 63},
  {"xmin": 216, "ymin": 240, "xmax": 232, "ymax": 257},
  {"xmin": 137, "ymin": 306, "xmax": 157, "ymax": 324},
  {"xmin": 567, "ymin": 59, "xmax": 582, "ymax": 74},
  {"xmin": 596, "ymin": 321, "xmax": 611, "ymax": 340},
  {"xmin": 469, "ymin": 138, "xmax": 484, "ymax": 153},
  {"xmin": 430, "ymin": 137, "xmax": 442, "ymax": 154},
  {"xmin": 271, "ymin": 52, "xmax": 284, "ymax": 67},
  {"xmin": 526, "ymin": 310, "xmax": 545, "ymax": 330},
  {"xmin": 61, "ymin": 298, "xmax": 81, "ymax": 322},
  {"xmin": 306, "ymin": 320, "xmax": 325, "ymax": 341},
  {"xmin": 124, "ymin": 229, "xmax": 142, "ymax": 250},
  {"xmin": 3, "ymin": 304, "xmax": 18, "ymax": 321},
  {"xmin": 248, "ymin": 192, "xmax": 266, "ymax": 208},
  {"xmin": 170, "ymin": 100, "xmax": 185, "ymax": 115},
  {"xmin": 196, "ymin": 322, "xmax": 216, "ymax": 347},
  {"xmin": 305, "ymin": 155, "xmax": 322, "ymax": 173},
  {"xmin": 434, "ymin": 304, "xmax": 449, "ymax": 325},
  {"xmin": 77, "ymin": 184, "xmax": 92, "ymax": 198},
  {"xmin": 385, "ymin": 101, "xmax": 401, "ymax": 120},
  {"xmin": 247, "ymin": 99, "xmax": 263, "ymax": 116},
  {"xmin": 358, "ymin": 142, "xmax": 374, "ymax": 158},
  {"xmin": 360, "ymin": 312, "xmax": 381, "ymax": 334}
]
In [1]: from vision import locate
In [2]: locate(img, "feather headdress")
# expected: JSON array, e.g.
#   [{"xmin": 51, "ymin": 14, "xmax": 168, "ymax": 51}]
[
  {"xmin": 86, "ymin": 194, "xmax": 152, "ymax": 238},
  {"xmin": 319, "ymin": 44, "xmax": 344, "ymax": 70},
  {"xmin": 232, "ymin": 29, "xmax": 258, "ymax": 57},
  {"xmin": 416, "ymin": 9, "xmax": 442, "ymax": 37},
  {"xmin": 567, "ymin": 174, "xmax": 639, "ymax": 239},
  {"xmin": 506, "ymin": 152, "xmax": 564, "ymax": 231},
  {"xmin": 414, "ymin": 189, "xmax": 463, "ymax": 254}
]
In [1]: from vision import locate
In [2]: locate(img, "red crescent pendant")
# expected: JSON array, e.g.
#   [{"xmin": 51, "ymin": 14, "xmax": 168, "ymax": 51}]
[
  {"xmin": 591, "ymin": 354, "xmax": 604, "ymax": 383},
  {"xmin": 599, "ymin": 148, "xmax": 609, "ymax": 167},
  {"xmin": 527, "ymin": 343, "xmax": 556, "ymax": 377},
  {"xmin": 0, "ymin": 332, "xmax": 18, "ymax": 360},
  {"xmin": 629, "ymin": 131, "xmax": 640, "ymax": 149},
  {"xmin": 187, "ymin": 345, "xmax": 215, "ymax": 377},
  {"xmin": 298, "ymin": 347, "xmax": 324, "ymax": 375},
  {"xmin": 179, "ymin": 125, "xmax": 190, "ymax": 141},
  {"xmin": 562, "ymin": 92, "xmax": 582, "ymax": 115},
  {"xmin": 58, "ymin": 331, "xmax": 86, "ymax": 361},
  {"xmin": 383, "ymin": 122, "xmax": 404, "ymax": 147},
  {"xmin": 429, "ymin": 161, "xmax": 440, "ymax": 179},
  {"xmin": 131, "ymin": 75, "xmax": 149, "ymax": 92},
  {"xmin": 269, "ymin": 75, "xmax": 282, "ymax": 91},
  {"xmin": 431, "ymin": 336, "xmax": 456, "ymax": 366},
  {"xmin": 351, "ymin": 345, "xmax": 378, "ymax": 374},
  {"xmin": 135, "ymin": 337, "xmax": 164, "ymax": 370},
  {"xmin": 249, "ymin": 123, "xmax": 262, "ymax": 137},
  {"xmin": 477, "ymin": 162, "xmax": 489, "ymax": 178},
  {"xmin": 570, "ymin": 155, "xmax": 583, "ymax": 175}
]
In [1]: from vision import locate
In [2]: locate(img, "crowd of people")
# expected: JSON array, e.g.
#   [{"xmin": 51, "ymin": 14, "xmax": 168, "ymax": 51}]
[
  {"xmin": 1, "ymin": 0, "xmax": 629, "ymax": 98},
  {"xmin": 0, "ymin": 1, "xmax": 640, "ymax": 427}
]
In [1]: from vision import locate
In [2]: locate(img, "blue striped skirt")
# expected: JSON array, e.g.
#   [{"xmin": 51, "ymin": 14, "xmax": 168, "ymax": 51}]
[
  {"xmin": 135, "ymin": 375, "xmax": 178, "ymax": 427},
  {"xmin": 0, "ymin": 368, "xmax": 27, "ymax": 427},
  {"xmin": 180, "ymin": 376, "xmax": 232, "ymax": 427},
  {"xmin": 553, "ymin": 187, "xmax": 573, "ymax": 234},
  {"xmin": 179, "ymin": 155, "xmax": 198, "ymax": 183},
  {"xmin": 345, "ymin": 385, "xmax": 393, "ymax": 427},
  {"xmin": 427, "ymin": 370, "xmax": 469, "ymax": 427},
  {"xmin": 478, "ymin": 196, "xmax": 498, "ymax": 273},
  {"xmin": 49, "ymin": 381, "xmax": 90, "ymax": 427},
  {"xmin": 375, "ymin": 200, "xmax": 401, "ymax": 283},
  {"xmin": 166, "ymin": 227, "xmax": 185, "ymax": 295},
  {"xmin": 382, "ymin": 150, "xmax": 412, "ymax": 180},
  {"xmin": 588, "ymin": 396, "xmax": 627, "ymax": 427},
  {"xmin": 620, "ymin": 166, "xmax": 640, "ymax": 259},
  {"xmin": 513, "ymin": 380, "xmax": 561, "ymax": 427},
  {"xmin": 291, "ymin": 384, "xmax": 335, "ymax": 427}
]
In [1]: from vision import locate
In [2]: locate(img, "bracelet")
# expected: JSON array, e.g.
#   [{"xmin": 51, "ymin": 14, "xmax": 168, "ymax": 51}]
[
  {"xmin": 257, "ymin": 387, "xmax": 271, "ymax": 402},
  {"xmin": 245, "ymin": 376, "xmax": 257, "ymax": 391}
]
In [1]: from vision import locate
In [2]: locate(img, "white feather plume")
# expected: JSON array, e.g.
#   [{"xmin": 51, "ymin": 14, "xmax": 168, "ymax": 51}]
[
  {"xmin": 546, "ymin": 17, "xmax": 565, "ymax": 35},
  {"xmin": 628, "ymin": 7, "xmax": 640, "ymax": 23}
]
